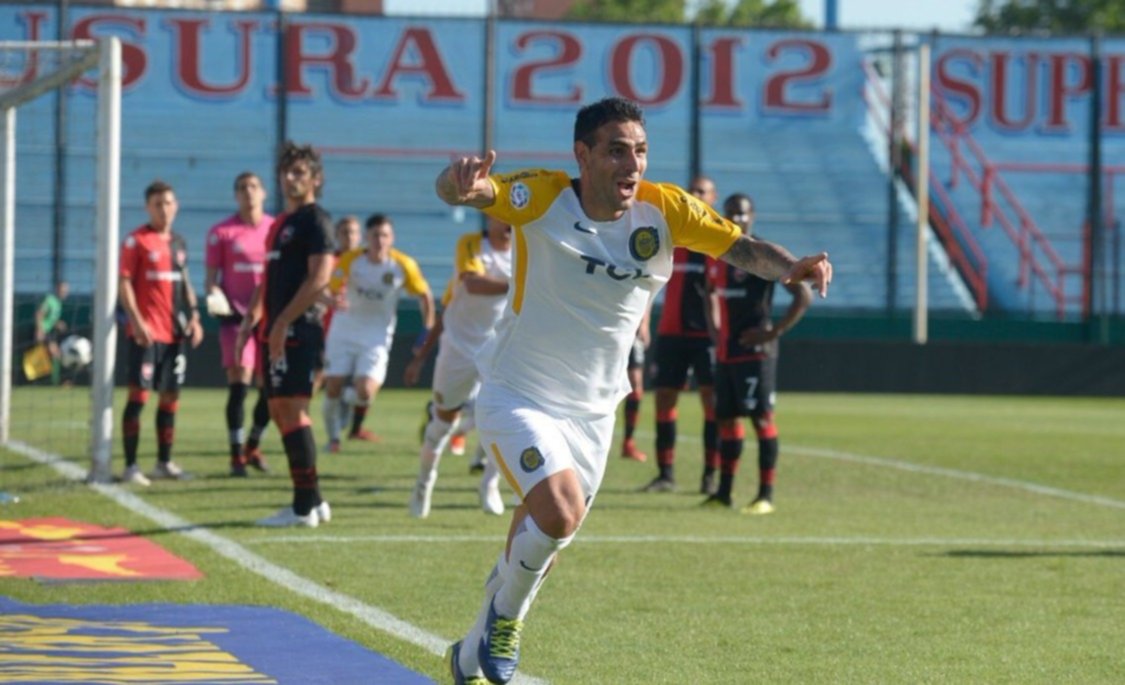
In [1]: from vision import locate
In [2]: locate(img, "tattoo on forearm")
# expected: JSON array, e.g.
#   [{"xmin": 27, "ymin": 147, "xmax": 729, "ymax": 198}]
[{"xmin": 720, "ymin": 236, "xmax": 795, "ymax": 281}]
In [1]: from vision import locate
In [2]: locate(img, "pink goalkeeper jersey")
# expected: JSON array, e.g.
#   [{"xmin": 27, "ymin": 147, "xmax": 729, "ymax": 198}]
[{"xmin": 205, "ymin": 212, "xmax": 273, "ymax": 315}]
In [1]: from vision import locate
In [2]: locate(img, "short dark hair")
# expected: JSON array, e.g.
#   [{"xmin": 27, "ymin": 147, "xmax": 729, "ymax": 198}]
[
  {"xmin": 574, "ymin": 97, "xmax": 645, "ymax": 148},
  {"xmin": 276, "ymin": 140, "xmax": 323, "ymax": 183},
  {"xmin": 723, "ymin": 193, "xmax": 754, "ymax": 215},
  {"xmin": 365, "ymin": 213, "xmax": 392, "ymax": 230},
  {"xmin": 144, "ymin": 180, "xmax": 173, "ymax": 202},
  {"xmin": 233, "ymin": 171, "xmax": 261, "ymax": 191}
]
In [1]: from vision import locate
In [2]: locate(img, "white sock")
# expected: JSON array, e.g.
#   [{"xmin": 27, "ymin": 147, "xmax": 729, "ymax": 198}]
[
  {"xmin": 495, "ymin": 515, "xmax": 572, "ymax": 620},
  {"xmin": 459, "ymin": 551, "xmax": 507, "ymax": 677},
  {"xmin": 420, "ymin": 415, "xmax": 457, "ymax": 475},
  {"xmin": 337, "ymin": 400, "xmax": 351, "ymax": 434},
  {"xmin": 481, "ymin": 456, "xmax": 500, "ymax": 489},
  {"xmin": 322, "ymin": 396, "xmax": 341, "ymax": 441}
]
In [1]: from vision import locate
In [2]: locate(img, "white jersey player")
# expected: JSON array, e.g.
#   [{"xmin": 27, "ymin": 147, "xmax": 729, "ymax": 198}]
[
  {"xmin": 435, "ymin": 97, "xmax": 834, "ymax": 684},
  {"xmin": 321, "ymin": 214, "xmax": 434, "ymax": 450},
  {"xmin": 404, "ymin": 217, "xmax": 512, "ymax": 518}
]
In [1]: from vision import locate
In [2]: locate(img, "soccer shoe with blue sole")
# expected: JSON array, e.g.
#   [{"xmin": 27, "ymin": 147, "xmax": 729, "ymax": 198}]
[
  {"xmin": 478, "ymin": 599, "xmax": 524, "ymax": 684},
  {"xmin": 449, "ymin": 640, "xmax": 490, "ymax": 685}
]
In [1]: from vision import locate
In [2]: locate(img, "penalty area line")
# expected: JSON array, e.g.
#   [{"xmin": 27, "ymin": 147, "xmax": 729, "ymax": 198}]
[{"xmin": 2, "ymin": 440, "xmax": 549, "ymax": 685}]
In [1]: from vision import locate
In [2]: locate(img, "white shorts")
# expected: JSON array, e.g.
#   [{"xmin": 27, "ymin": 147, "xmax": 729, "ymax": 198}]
[
  {"xmin": 476, "ymin": 381, "xmax": 614, "ymax": 503},
  {"xmin": 432, "ymin": 343, "xmax": 480, "ymax": 412},
  {"xmin": 323, "ymin": 333, "xmax": 389, "ymax": 385}
]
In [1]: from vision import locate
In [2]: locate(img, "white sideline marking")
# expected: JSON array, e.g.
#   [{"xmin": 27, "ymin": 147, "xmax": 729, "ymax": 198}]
[
  {"xmin": 787, "ymin": 444, "xmax": 1125, "ymax": 510},
  {"xmin": 2, "ymin": 440, "xmax": 548, "ymax": 685},
  {"xmin": 243, "ymin": 534, "xmax": 1125, "ymax": 549}
]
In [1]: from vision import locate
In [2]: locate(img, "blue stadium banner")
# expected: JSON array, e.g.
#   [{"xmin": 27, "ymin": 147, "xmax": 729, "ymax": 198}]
[{"xmin": 0, "ymin": 598, "xmax": 433, "ymax": 684}]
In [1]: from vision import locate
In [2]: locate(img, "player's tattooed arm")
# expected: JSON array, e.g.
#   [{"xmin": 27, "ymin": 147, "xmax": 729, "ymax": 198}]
[{"xmin": 719, "ymin": 235, "xmax": 833, "ymax": 298}]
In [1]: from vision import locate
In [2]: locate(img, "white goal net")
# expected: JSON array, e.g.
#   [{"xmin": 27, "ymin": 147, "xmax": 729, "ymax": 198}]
[{"xmin": 0, "ymin": 38, "xmax": 120, "ymax": 484}]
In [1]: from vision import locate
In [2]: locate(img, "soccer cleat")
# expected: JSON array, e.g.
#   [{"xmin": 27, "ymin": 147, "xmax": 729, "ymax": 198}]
[
  {"xmin": 479, "ymin": 599, "xmax": 524, "ymax": 684},
  {"xmin": 480, "ymin": 478, "xmax": 505, "ymax": 516},
  {"xmin": 409, "ymin": 477, "xmax": 435, "ymax": 519},
  {"xmin": 230, "ymin": 460, "xmax": 248, "ymax": 477},
  {"xmin": 326, "ymin": 439, "xmax": 341, "ymax": 454},
  {"xmin": 620, "ymin": 438, "xmax": 648, "ymax": 462},
  {"xmin": 700, "ymin": 493, "xmax": 734, "ymax": 509},
  {"xmin": 449, "ymin": 640, "xmax": 490, "ymax": 685},
  {"xmin": 315, "ymin": 500, "xmax": 332, "ymax": 524},
  {"xmin": 257, "ymin": 505, "xmax": 319, "ymax": 528},
  {"xmin": 120, "ymin": 465, "xmax": 151, "ymax": 487},
  {"xmin": 450, "ymin": 433, "xmax": 467, "ymax": 456},
  {"xmin": 244, "ymin": 446, "xmax": 268, "ymax": 472},
  {"xmin": 641, "ymin": 476, "xmax": 676, "ymax": 493},
  {"xmin": 700, "ymin": 472, "xmax": 717, "ymax": 495},
  {"xmin": 742, "ymin": 498, "xmax": 775, "ymax": 516},
  {"xmin": 150, "ymin": 460, "xmax": 186, "ymax": 480},
  {"xmin": 348, "ymin": 428, "xmax": 380, "ymax": 443}
]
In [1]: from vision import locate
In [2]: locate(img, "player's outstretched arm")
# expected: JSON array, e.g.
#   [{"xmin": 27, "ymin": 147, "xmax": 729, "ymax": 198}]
[
  {"xmin": 719, "ymin": 235, "xmax": 832, "ymax": 298},
  {"xmin": 436, "ymin": 151, "xmax": 498, "ymax": 208}
]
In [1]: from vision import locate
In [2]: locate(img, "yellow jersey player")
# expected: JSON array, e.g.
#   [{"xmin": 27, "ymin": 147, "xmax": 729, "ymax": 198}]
[
  {"xmin": 321, "ymin": 214, "xmax": 434, "ymax": 451},
  {"xmin": 435, "ymin": 97, "xmax": 833, "ymax": 684},
  {"xmin": 404, "ymin": 217, "xmax": 512, "ymax": 518}
]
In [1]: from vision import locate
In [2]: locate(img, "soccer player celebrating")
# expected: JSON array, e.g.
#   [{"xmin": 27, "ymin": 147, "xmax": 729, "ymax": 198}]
[
  {"xmin": 321, "ymin": 215, "xmax": 434, "ymax": 451},
  {"xmin": 204, "ymin": 172, "xmax": 273, "ymax": 477},
  {"xmin": 118, "ymin": 180, "xmax": 204, "ymax": 486},
  {"xmin": 704, "ymin": 193, "xmax": 810, "ymax": 513},
  {"xmin": 237, "ymin": 142, "xmax": 334, "ymax": 528},
  {"xmin": 644, "ymin": 175, "xmax": 721, "ymax": 493},
  {"xmin": 435, "ymin": 97, "xmax": 832, "ymax": 684},
  {"xmin": 403, "ymin": 216, "xmax": 512, "ymax": 518}
]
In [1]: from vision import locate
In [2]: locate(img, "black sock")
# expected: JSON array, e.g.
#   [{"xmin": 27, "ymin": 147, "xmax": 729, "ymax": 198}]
[
  {"xmin": 247, "ymin": 391, "xmax": 270, "ymax": 449},
  {"xmin": 623, "ymin": 392, "xmax": 641, "ymax": 440},
  {"xmin": 226, "ymin": 382, "xmax": 248, "ymax": 458},
  {"xmin": 156, "ymin": 403, "xmax": 177, "ymax": 463},
  {"xmin": 122, "ymin": 401, "xmax": 144, "ymax": 467},
  {"xmin": 717, "ymin": 436, "xmax": 743, "ymax": 500},
  {"xmin": 282, "ymin": 426, "xmax": 320, "ymax": 515},
  {"xmin": 350, "ymin": 405, "xmax": 368, "ymax": 435}
]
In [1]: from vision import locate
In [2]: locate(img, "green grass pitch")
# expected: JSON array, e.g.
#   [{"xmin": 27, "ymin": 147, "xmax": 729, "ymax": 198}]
[{"xmin": 3, "ymin": 387, "xmax": 1124, "ymax": 683}]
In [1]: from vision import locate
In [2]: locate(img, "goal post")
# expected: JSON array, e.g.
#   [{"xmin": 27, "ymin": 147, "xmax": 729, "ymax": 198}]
[{"xmin": 0, "ymin": 37, "xmax": 120, "ymax": 483}]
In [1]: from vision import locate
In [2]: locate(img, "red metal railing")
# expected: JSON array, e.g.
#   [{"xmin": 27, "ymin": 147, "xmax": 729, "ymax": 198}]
[
  {"xmin": 930, "ymin": 89, "xmax": 1096, "ymax": 318},
  {"xmin": 862, "ymin": 60, "xmax": 989, "ymax": 310}
]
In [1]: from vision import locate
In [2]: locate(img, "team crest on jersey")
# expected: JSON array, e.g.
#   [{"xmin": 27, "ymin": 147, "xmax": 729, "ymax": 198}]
[
  {"xmin": 279, "ymin": 225, "xmax": 295, "ymax": 245},
  {"xmin": 382, "ymin": 272, "xmax": 395, "ymax": 285},
  {"xmin": 629, "ymin": 227, "xmax": 660, "ymax": 261},
  {"xmin": 175, "ymin": 250, "xmax": 186, "ymax": 267},
  {"xmin": 519, "ymin": 447, "xmax": 544, "ymax": 473},
  {"xmin": 509, "ymin": 182, "xmax": 531, "ymax": 210},
  {"xmin": 148, "ymin": 251, "xmax": 160, "ymax": 263}
]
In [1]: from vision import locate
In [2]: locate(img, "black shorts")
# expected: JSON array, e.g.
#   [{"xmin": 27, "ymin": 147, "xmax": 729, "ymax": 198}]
[
  {"xmin": 627, "ymin": 337, "xmax": 645, "ymax": 371},
  {"xmin": 652, "ymin": 335, "xmax": 714, "ymax": 389},
  {"xmin": 127, "ymin": 339, "xmax": 187, "ymax": 392},
  {"xmin": 714, "ymin": 356, "xmax": 777, "ymax": 420},
  {"xmin": 263, "ymin": 323, "xmax": 323, "ymax": 398}
]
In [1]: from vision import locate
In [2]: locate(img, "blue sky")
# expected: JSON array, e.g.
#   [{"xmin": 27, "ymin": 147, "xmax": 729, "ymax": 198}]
[{"xmin": 384, "ymin": 0, "xmax": 980, "ymax": 32}]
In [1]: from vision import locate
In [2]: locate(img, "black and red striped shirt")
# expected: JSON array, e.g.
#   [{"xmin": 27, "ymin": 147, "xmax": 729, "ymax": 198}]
[
  {"xmin": 706, "ymin": 255, "xmax": 776, "ymax": 363},
  {"xmin": 656, "ymin": 248, "xmax": 710, "ymax": 338}
]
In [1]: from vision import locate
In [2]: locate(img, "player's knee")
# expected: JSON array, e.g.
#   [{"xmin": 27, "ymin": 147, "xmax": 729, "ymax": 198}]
[
  {"xmin": 751, "ymin": 411, "xmax": 777, "ymax": 439},
  {"xmin": 719, "ymin": 421, "xmax": 745, "ymax": 441},
  {"xmin": 127, "ymin": 388, "xmax": 149, "ymax": 406},
  {"xmin": 526, "ymin": 480, "xmax": 585, "ymax": 539}
]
